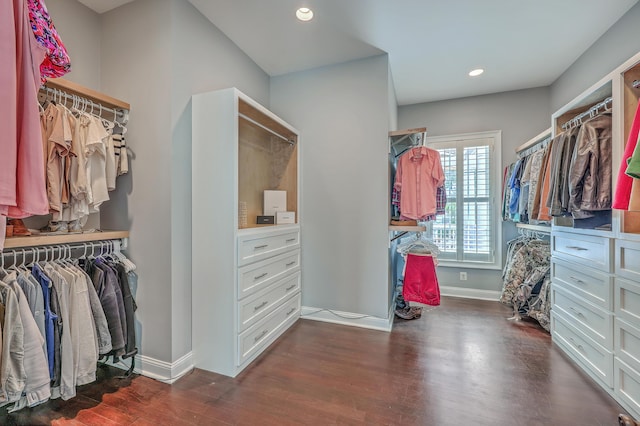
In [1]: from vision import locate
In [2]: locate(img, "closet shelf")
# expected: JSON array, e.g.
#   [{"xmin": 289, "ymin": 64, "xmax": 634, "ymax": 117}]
[
  {"xmin": 388, "ymin": 127, "xmax": 427, "ymax": 137},
  {"xmin": 515, "ymin": 127, "xmax": 552, "ymax": 154},
  {"xmin": 43, "ymin": 78, "xmax": 130, "ymax": 111},
  {"xmin": 389, "ymin": 225, "xmax": 427, "ymax": 232},
  {"xmin": 3, "ymin": 230, "xmax": 129, "ymax": 249},
  {"xmin": 515, "ymin": 223, "xmax": 551, "ymax": 233}
]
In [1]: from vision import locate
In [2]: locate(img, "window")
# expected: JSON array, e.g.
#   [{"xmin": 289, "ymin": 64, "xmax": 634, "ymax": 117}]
[{"xmin": 426, "ymin": 131, "xmax": 502, "ymax": 269}]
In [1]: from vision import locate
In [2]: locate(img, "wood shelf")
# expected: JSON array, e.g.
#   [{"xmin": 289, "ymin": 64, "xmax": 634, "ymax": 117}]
[
  {"xmin": 516, "ymin": 128, "xmax": 552, "ymax": 154},
  {"xmin": 388, "ymin": 127, "xmax": 427, "ymax": 137},
  {"xmin": 3, "ymin": 230, "xmax": 129, "ymax": 250},
  {"xmin": 42, "ymin": 78, "xmax": 130, "ymax": 111}
]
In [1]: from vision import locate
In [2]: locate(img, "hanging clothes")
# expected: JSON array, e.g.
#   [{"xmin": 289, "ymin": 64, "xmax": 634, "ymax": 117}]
[
  {"xmin": 402, "ymin": 253, "xmax": 440, "ymax": 306},
  {"xmin": 0, "ymin": 249, "xmax": 137, "ymax": 412},
  {"xmin": 613, "ymin": 102, "xmax": 640, "ymax": 210},
  {"xmin": 394, "ymin": 146, "xmax": 445, "ymax": 220},
  {"xmin": 27, "ymin": 0, "xmax": 71, "ymax": 82}
]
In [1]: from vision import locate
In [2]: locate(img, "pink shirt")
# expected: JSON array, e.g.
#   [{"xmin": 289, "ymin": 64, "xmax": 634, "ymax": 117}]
[{"xmin": 394, "ymin": 147, "xmax": 445, "ymax": 220}]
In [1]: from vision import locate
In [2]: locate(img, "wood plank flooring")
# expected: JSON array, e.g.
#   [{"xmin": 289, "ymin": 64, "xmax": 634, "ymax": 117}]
[{"xmin": 0, "ymin": 296, "xmax": 631, "ymax": 425}]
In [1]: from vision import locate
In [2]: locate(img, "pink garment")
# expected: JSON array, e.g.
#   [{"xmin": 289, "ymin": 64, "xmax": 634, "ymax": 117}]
[
  {"xmin": 403, "ymin": 253, "xmax": 440, "ymax": 306},
  {"xmin": 613, "ymin": 102, "xmax": 640, "ymax": 210},
  {"xmin": 0, "ymin": 0, "xmax": 50, "ymax": 250},
  {"xmin": 394, "ymin": 147, "xmax": 445, "ymax": 220}
]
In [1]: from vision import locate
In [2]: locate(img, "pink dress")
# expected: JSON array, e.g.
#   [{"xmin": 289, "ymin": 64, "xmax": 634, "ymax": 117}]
[{"xmin": 0, "ymin": 0, "xmax": 50, "ymax": 249}]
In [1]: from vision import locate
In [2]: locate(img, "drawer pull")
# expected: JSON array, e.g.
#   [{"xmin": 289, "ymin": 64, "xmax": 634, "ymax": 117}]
[
  {"xmin": 254, "ymin": 272, "xmax": 268, "ymax": 280},
  {"xmin": 568, "ymin": 337, "xmax": 586, "ymax": 353},
  {"xmin": 285, "ymin": 284, "xmax": 296, "ymax": 292},
  {"xmin": 566, "ymin": 246, "xmax": 588, "ymax": 251},
  {"xmin": 286, "ymin": 238, "xmax": 296, "ymax": 243},
  {"xmin": 286, "ymin": 261, "xmax": 296, "ymax": 267},
  {"xmin": 569, "ymin": 276, "xmax": 585, "ymax": 284},
  {"xmin": 254, "ymin": 244, "xmax": 269, "ymax": 250},
  {"xmin": 569, "ymin": 306, "xmax": 585, "ymax": 318},
  {"xmin": 254, "ymin": 301, "xmax": 268, "ymax": 311},
  {"xmin": 254, "ymin": 330, "xmax": 268, "ymax": 343},
  {"xmin": 286, "ymin": 307, "xmax": 296, "ymax": 316}
]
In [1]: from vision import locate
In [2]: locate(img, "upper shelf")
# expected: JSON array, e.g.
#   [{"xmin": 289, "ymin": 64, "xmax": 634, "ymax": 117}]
[
  {"xmin": 43, "ymin": 78, "xmax": 130, "ymax": 111},
  {"xmin": 3, "ymin": 230, "xmax": 130, "ymax": 250}
]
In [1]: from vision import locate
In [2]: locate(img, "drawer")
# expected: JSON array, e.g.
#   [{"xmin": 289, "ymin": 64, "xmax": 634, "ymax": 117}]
[
  {"xmin": 551, "ymin": 258, "xmax": 612, "ymax": 310},
  {"xmin": 237, "ymin": 293, "xmax": 300, "ymax": 365},
  {"xmin": 551, "ymin": 231, "xmax": 612, "ymax": 271},
  {"xmin": 614, "ymin": 358, "xmax": 640, "ymax": 420},
  {"xmin": 616, "ymin": 278, "xmax": 640, "ymax": 325},
  {"xmin": 238, "ymin": 250, "xmax": 300, "ymax": 299},
  {"xmin": 551, "ymin": 311, "xmax": 613, "ymax": 387},
  {"xmin": 615, "ymin": 318, "xmax": 640, "ymax": 372},
  {"xmin": 238, "ymin": 272, "xmax": 301, "ymax": 332},
  {"xmin": 238, "ymin": 228, "xmax": 300, "ymax": 266},
  {"xmin": 616, "ymin": 239, "xmax": 640, "ymax": 282},
  {"xmin": 551, "ymin": 285, "xmax": 613, "ymax": 349}
]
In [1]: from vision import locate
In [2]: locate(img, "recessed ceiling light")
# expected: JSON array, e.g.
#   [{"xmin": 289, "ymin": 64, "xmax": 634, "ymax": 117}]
[
  {"xmin": 469, "ymin": 68, "xmax": 484, "ymax": 77},
  {"xmin": 296, "ymin": 7, "xmax": 314, "ymax": 22}
]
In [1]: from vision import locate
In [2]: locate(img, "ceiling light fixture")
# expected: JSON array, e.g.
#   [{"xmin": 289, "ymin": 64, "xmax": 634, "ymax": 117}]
[
  {"xmin": 296, "ymin": 7, "xmax": 314, "ymax": 22},
  {"xmin": 469, "ymin": 68, "xmax": 484, "ymax": 77}
]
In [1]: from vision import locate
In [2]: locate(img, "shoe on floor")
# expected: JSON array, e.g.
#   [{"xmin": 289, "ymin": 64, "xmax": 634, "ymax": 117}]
[
  {"xmin": 619, "ymin": 414, "xmax": 640, "ymax": 426},
  {"xmin": 395, "ymin": 306, "xmax": 422, "ymax": 320}
]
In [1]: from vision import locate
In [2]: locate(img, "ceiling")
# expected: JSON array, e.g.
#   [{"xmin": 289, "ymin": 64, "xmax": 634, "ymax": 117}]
[{"xmin": 80, "ymin": 0, "xmax": 639, "ymax": 105}]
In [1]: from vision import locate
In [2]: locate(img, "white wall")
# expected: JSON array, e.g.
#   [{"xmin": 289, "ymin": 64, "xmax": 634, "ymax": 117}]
[
  {"xmin": 46, "ymin": 0, "xmax": 102, "ymax": 88},
  {"xmin": 398, "ymin": 87, "xmax": 551, "ymax": 292},
  {"xmin": 270, "ymin": 55, "xmax": 392, "ymax": 319},
  {"xmin": 551, "ymin": 2, "xmax": 640, "ymax": 111}
]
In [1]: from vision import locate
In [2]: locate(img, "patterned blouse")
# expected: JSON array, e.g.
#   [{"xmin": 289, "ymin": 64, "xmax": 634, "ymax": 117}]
[{"xmin": 28, "ymin": 0, "xmax": 71, "ymax": 82}]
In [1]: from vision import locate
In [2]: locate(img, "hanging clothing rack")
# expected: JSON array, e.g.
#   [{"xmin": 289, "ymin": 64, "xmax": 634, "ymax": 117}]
[
  {"xmin": 239, "ymin": 112, "xmax": 296, "ymax": 145},
  {"xmin": 40, "ymin": 78, "xmax": 130, "ymax": 125},
  {"xmin": 633, "ymin": 79, "xmax": 640, "ymax": 89},
  {"xmin": 562, "ymin": 97, "xmax": 612, "ymax": 130},
  {"xmin": 1, "ymin": 239, "xmax": 124, "ymax": 264},
  {"xmin": 515, "ymin": 128, "xmax": 552, "ymax": 158}
]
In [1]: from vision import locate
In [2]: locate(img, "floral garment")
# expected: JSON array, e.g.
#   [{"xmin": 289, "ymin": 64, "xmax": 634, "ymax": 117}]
[{"xmin": 28, "ymin": 0, "xmax": 71, "ymax": 82}]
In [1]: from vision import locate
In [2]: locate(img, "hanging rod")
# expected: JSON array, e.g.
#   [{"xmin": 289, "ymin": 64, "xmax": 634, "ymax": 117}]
[
  {"xmin": 562, "ymin": 97, "xmax": 612, "ymax": 130},
  {"xmin": 1, "ymin": 240, "xmax": 122, "ymax": 265},
  {"xmin": 239, "ymin": 113, "xmax": 296, "ymax": 145},
  {"xmin": 518, "ymin": 136, "xmax": 551, "ymax": 158},
  {"xmin": 41, "ymin": 86, "xmax": 128, "ymax": 123},
  {"xmin": 633, "ymin": 80, "xmax": 640, "ymax": 89}
]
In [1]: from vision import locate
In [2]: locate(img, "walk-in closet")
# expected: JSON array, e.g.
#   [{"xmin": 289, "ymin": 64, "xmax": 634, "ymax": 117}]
[{"xmin": 4, "ymin": 0, "xmax": 640, "ymax": 424}]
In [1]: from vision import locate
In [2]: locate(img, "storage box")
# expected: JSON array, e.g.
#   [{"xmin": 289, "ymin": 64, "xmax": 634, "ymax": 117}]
[
  {"xmin": 257, "ymin": 215, "xmax": 275, "ymax": 225},
  {"xmin": 264, "ymin": 190, "xmax": 287, "ymax": 216},
  {"xmin": 276, "ymin": 211, "xmax": 295, "ymax": 225}
]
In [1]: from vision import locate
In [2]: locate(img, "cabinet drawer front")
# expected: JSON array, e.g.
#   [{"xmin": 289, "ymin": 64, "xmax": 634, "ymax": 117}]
[
  {"xmin": 551, "ymin": 311, "xmax": 613, "ymax": 387},
  {"xmin": 616, "ymin": 278, "xmax": 640, "ymax": 325},
  {"xmin": 616, "ymin": 318, "xmax": 640, "ymax": 372},
  {"xmin": 238, "ymin": 250, "xmax": 300, "ymax": 299},
  {"xmin": 238, "ymin": 272, "xmax": 301, "ymax": 332},
  {"xmin": 238, "ymin": 294, "xmax": 301, "ymax": 365},
  {"xmin": 238, "ymin": 229, "xmax": 300, "ymax": 266},
  {"xmin": 616, "ymin": 239, "xmax": 640, "ymax": 282},
  {"xmin": 551, "ymin": 258, "xmax": 612, "ymax": 309},
  {"xmin": 552, "ymin": 286, "xmax": 612, "ymax": 349},
  {"xmin": 551, "ymin": 232, "xmax": 612, "ymax": 271},
  {"xmin": 614, "ymin": 358, "xmax": 640, "ymax": 420}
]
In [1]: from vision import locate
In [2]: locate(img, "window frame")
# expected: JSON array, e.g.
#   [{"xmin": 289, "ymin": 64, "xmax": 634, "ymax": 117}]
[{"xmin": 425, "ymin": 130, "xmax": 502, "ymax": 270}]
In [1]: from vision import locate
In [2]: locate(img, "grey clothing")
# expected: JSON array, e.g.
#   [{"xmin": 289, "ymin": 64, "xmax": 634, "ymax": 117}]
[
  {"xmin": 78, "ymin": 268, "xmax": 112, "ymax": 355},
  {"xmin": 0, "ymin": 279, "xmax": 25, "ymax": 405},
  {"xmin": 4, "ymin": 274, "xmax": 51, "ymax": 411},
  {"xmin": 546, "ymin": 132, "xmax": 568, "ymax": 216},
  {"xmin": 44, "ymin": 264, "xmax": 76, "ymax": 401}
]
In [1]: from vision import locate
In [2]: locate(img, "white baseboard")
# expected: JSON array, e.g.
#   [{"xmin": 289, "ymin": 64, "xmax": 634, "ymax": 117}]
[
  {"xmin": 104, "ymin": 351, "xmax": 194, "ymax": 384},
  {"xmin": 440, "ymin": 286, "xmax": 501, "ymax": 301},
  {"xmin": 301, "ymin": 305, "xmax": 393, "ymax": 332}
]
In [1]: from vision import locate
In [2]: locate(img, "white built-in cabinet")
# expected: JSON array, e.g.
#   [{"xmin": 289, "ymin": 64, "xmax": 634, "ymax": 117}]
[
  {"xmin": 191, "ymin": 87, "xmax": 301, "ymax": 377},
  {"xmin": 549, "ymin": 52, "xmax": 640, "ymax": 419}
]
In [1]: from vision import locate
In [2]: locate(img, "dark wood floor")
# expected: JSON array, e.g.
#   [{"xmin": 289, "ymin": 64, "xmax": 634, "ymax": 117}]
[{"xmin": 0, "ymin": 297, "xmax": 631, "ymax": 425}]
